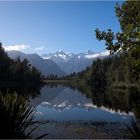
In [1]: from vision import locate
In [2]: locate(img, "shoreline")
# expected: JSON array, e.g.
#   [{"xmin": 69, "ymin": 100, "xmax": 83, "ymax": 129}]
[{"xmin": 32, "ymin": 120, "xmax": 131, "ymax": 139}]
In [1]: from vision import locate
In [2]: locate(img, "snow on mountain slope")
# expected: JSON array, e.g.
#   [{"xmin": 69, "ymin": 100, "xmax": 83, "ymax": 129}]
[
  {"xmin": 84, "ymin": 51, "xmax": 109, "ymax": 59},
  {"xmin": 42, "ymin": 50, "xmax": 74, "ymax": 62},
  {"xmin": 42, "ymin": 50, "xmax": 109, "ymax": 74}
]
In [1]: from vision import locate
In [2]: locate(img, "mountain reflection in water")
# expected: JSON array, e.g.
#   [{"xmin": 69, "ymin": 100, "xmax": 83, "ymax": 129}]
[{"xmin": 30, "ymin": 85, "xmax": 134, "ymax": 123}]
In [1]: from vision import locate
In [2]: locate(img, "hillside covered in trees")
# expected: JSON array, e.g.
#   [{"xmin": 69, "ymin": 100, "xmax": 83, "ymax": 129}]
[
  {"xmin": 59, "ymin": 1, "xmax": 140, "ymax": 91},
  {"xmin": 64, "ymin": 54, "xmax": 139, "ymax": 88},
  {"xmin": 0, "ymin": 42, "xmax": 43, "ymax": 86}
]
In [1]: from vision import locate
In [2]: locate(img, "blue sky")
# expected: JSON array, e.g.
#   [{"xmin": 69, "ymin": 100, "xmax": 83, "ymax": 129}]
[{"xmin": 0, "ymin": 1, "xmax": 121, "ymax": 55}]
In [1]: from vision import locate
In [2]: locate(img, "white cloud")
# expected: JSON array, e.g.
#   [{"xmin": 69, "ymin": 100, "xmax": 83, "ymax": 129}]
[
  {"xmin": 34, "ymin": 46, "xmax": 45, "ymax": 51},
  {"xmin": 4, "ymin": 44, "xmax": 30, "ymax": 51}
]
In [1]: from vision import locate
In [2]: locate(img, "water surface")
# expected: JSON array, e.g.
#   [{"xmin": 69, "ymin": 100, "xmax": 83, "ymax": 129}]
[{"xmin": 31, "ymin": 85, "xmax": 134, "ymax": 123}]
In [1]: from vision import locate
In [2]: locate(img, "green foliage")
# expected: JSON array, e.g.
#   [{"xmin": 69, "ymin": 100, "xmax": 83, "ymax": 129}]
[
  {"xmin": 0, "ymin": 42, "xmax": 11, "ymax": 80},
  {"xmin": 115, "ymin": 1, "xmax": 140, "ymax": 39},
  {"xmin": 62, "ymin": 0, "xmax": 140, "ymax": 96},
  {"xmin": 129, "ymin": 46, "xmax": 140, "ymax": 79},
  {"xmin": 90, "ymin": 59, "xmax": 107, "ymax": 91},
  {"xmin": 0, "ymin": 91, "xmax": 48, "ymax": 139},
  {"xmin": 96, "ymin": 1, "xmax": 140, "ymax": 53},
  {"xmin": 95, "ymin": 1, "xmax": 140, "ymax": 79},
  {"xmin": 0, "ymin": 42, "xmax": 43, "ymax": 85},
  {"xmin": 72, "ymin": 55, "xmax": 136, "ymax": 87},
  {"xmin": 0, "ymin": 92, "xmax": 42, "ymax": 138}
]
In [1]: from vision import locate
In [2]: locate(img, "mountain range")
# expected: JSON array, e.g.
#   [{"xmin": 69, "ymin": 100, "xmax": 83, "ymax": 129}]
[
  {"xmin": 42, "ymin": 50, "xmax": 109, "ymax": 74},
  {"xmin": 7, "ymin": 50, "xmax": 109, "ymax": 76},
  {"xmin": 7, "ymin": 51, "xmax": 66, "ymax": 76}
]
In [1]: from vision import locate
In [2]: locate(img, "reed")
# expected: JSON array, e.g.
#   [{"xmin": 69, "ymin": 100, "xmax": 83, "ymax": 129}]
[
  {"xmin": 124, "ymin": 117, "xmax": 140, "ymax": 139},
  {"xmin": 0, "ymin": 92, "xmax": 47, "ymax": 139}
]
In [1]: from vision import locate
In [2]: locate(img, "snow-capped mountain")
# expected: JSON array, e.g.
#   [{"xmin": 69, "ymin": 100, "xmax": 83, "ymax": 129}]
[
  {"xmin": 42, "ymin": 50, "xmax": 74, "ymax": 62},
  {"xmin": 7, "ymin": 50, "xmax": 109, "ymax": 76},
  {"xmin": 42, "ymin": 50, "xmax": 109, "ymax": 74},
  {"xmin": 7, "ymin": 51, "xmax": 66, "ymax": 76}
]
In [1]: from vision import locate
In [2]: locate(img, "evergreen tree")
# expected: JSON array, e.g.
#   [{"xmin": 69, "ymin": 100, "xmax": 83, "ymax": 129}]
[
  {"xmin": 95, "ymin": 1, "xmax": 140, "ymax": 79},
  {"xmin": 0, "ymin": 42, "xmax": 43, "ymax": 85}
]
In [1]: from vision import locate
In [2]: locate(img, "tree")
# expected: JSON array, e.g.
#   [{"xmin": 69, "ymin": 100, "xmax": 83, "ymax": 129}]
[
  {"xmin": 95, "ymin": 1, "xmax": 140, "ymax": 79},
  {"xmin": 0, "ymin": 42, "xmax": 43, "ymax": 84},
  {"xmin": 0, "ymin": 42, "xmax": 11, "ymax": 80}
]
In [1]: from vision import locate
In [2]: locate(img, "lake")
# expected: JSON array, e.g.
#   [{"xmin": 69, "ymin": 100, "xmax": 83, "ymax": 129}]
[
  {"xmin": 32, "ymin": 85, "xmax": 133, "ymax": 123},
  {"xmin": 29, "ymin": 84, "xmax": 140, "ymax": 138},
  {"xmin": 1, "ymin": 84, "xmax": 139, "ymax": 138}
]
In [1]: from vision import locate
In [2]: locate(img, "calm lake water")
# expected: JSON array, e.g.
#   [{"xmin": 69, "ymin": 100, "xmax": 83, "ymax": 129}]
[
  {"xmin": 1, "ymin": 84, "xmax": 140, "ymax": 138},
  {"xmin": 30, "ymin": 84, "xmax": 135, "ymax": 124}
]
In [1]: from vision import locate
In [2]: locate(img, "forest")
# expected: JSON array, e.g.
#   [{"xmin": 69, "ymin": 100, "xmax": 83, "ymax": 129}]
[
  {"xmin": 63, "ymin": 53, "xmax": 139, "ymax": 90},
  {"xmin": 0, "ymin": 42, "xmax": 43, "ymax": 86}
]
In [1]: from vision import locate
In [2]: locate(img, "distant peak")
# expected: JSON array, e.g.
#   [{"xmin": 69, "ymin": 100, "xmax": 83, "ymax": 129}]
[
  {"xmin": 85, "ymin": 50, "xmax": 95, "ymax": 55},
  {"xmin": 55, "ymin": 50, "xmax": 65, "ymax": 54},
  {"xmin": 58, "ymin": 50, "xmax": 62, "ymax": 52}
]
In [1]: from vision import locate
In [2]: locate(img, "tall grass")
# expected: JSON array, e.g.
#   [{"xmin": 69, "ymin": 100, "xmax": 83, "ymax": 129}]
[{"xmin": 0, "ymin": 92, "xmax": 47, "ymax": 139}]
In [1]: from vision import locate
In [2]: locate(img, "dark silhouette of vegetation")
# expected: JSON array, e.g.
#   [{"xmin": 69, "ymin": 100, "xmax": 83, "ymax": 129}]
[
  {"xmin": 61, "ymin": 54, "xmax": 138, "ymax": 92},
  {"xmin": 50, "ymin": 79, "xmax": 139, "ymax": 117},
  {"xmin": 0, "ymin": 92, "xmax": 47, "ymax": 139},
  {"xmin": 0, "ymin": 42, "xmax": 47, "ymax": 138},
  {"xmin": 0, "ymin": 86, "xmax": 42, "ymax": 99},
  {"xmin": 59, "ymin": 0, "xmax": 140, "ymax": 90},
  {"xmin": 124, "ymin": 117, "xmax": 140, "ymax": 139},
  {"xmin": 45, "ymin": 74, "xmax": 58, "ymax": 80},
  {"xmin": 0, "ymin": 42, "xmax": 43, "ymax": 86},
  {"xmin": 95, "ymin": 1, "xmax": 140, "ymax": 79}
]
